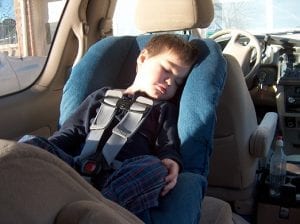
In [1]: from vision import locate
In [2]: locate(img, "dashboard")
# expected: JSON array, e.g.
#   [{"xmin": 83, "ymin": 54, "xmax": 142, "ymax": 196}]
[
  {"xmin": 256, "ymin": 34, "xmax": 300, "ymax": 154},
  {"xmin": 257, "ymin": 34, "xmax": 300, "ymax": 84},
  {"xmin": 215, "ymin": 32, "xmax": 300, "ymax": 154}
]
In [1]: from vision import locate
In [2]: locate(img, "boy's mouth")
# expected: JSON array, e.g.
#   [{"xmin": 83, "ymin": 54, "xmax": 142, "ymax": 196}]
[{"xmin": 156, "ymin": 84, "xmax": 167, "ymax": 94}]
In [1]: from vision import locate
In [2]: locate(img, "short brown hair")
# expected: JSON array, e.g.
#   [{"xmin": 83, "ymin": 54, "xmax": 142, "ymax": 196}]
[{"xmin": 144, "ymin": 34, "xmax": 200, "ymax": 66}]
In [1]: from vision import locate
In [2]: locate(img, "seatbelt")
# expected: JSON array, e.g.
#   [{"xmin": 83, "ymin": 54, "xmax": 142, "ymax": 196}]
[
  {"xmin": 102, "ymin": 96, "xmax": 153, "ymax": 169},
  {"xmin": 75, "ymin": 89, "xmax": 123, "ymax": 171},
  {"xmin": 76, "ymin": 90, "xmax": 153, "ymax": 175}
]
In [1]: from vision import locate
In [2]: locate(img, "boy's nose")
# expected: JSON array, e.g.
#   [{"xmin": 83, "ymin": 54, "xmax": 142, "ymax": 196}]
[{"xmin": 164, "ymin": 77, "xmax": 171, "ymax": 85}]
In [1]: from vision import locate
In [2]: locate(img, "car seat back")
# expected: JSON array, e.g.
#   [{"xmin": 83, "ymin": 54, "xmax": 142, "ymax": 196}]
[{"xmin": 0, "ymin": 139, "xmax": 142, "ymax": 224}]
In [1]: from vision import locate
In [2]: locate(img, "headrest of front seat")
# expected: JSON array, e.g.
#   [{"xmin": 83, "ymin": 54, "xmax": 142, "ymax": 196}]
[{"xmin": 135, "ymin": 0, "xmax": 214, "ymax": 33}]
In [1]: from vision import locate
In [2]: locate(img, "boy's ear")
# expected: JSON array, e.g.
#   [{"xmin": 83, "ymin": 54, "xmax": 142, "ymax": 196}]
[{"xmin": 137, "ymin": 49, "xmax": 149, "ymax": 65}]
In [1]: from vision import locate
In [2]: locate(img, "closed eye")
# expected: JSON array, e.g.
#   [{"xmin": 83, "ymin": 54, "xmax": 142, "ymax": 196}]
[{"xmin": 162, "ymin": 66, "xmax": 172, "ymax": 75}]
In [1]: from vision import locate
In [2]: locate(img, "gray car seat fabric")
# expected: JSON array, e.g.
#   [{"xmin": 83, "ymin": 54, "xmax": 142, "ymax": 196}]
[{"xmin": 59, "ymin": 35, "xmax": 227, "ymax": 176}]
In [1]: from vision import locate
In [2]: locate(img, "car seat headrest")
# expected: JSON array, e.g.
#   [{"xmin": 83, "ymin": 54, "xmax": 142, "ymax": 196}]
[{"xmin": 135, "ymin": 0, "xmax": 214, "ymax": 33}]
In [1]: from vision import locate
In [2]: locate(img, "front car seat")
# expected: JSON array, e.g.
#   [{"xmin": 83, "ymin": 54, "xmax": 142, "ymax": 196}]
[
  {"xmin": 207, "ymin": 51, "xmax": 278, "ymax": 214},
  {"xmin": 0, "ymin": 139, "xmax": 143, "ymax": 223}
]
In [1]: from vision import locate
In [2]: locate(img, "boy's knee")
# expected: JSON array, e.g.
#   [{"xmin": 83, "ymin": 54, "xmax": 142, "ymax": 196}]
[
  {"xmin": 179, "ymin": 172, "xmax": 207, "ymax": 186},
  {"xmin": 177, "ymin": 172, "xmax": 207, "ymax": 199}
]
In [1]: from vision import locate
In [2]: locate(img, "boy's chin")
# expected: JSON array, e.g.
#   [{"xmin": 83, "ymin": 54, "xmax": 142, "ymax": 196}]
[
  {"xmin": 153, "ymin": 94, "xmax": 171, "ymax": 101},
  {"xmin": 146, "ymin": 91, "xmax": 172, "ymax": 100}
]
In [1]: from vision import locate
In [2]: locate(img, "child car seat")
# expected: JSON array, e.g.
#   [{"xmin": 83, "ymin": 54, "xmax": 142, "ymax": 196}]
[{"xmin": 59, "ymin": 35, "xmax": 227, "ymax": 177}]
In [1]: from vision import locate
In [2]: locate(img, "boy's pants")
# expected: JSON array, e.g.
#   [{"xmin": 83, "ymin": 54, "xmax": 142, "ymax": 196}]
[{"xmin": 18, "ymin": 135, "xmax": 167, "ymax": 214}]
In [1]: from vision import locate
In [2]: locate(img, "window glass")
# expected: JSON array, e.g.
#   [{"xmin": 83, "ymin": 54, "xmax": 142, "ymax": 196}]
[
  {"xmin": 205, "ymin": 0, "xmax": 300, "ymax": 37},
  {"xmin": 0, "ymin": 0, "xmax": 66, "ymax": 96},
  {"xmin": 113, "ymin": 0, "xmax": 140, "ymax": 36}
]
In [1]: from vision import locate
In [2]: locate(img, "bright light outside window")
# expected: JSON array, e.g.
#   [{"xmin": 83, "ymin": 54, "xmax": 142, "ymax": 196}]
[
  {"xmin": 205, "ymin": 0, "xmax": 300, "ymax": 37},
  {"xmin": 113, "ymin": 0, "xmax": 141, "ymax": 36},
  {"xmin": 0, "ymin": 0, "xmax": 66, "ymax": 96}
]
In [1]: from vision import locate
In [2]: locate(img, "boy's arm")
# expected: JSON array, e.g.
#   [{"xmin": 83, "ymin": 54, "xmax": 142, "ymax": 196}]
[
  {"xmin": 155, "ymin": 102, "xmax": 183, "ymax": 196},
  {"xmin": 155, "ymin": 102, "xmax": 183, "ymax": 170},
  {"xmin": 49, "ymin": 88, "xmax": 109, "ymax": 156}
]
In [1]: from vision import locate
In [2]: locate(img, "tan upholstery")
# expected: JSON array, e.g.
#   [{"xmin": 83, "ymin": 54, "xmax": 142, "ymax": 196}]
[
  {"xmin": 135, "ymin": 0, "xmax": 214, "ymax": 33},
  {"xmin": 249, "ymin": 112, "xmax": 277, "ymax": 157},
  {"xmin": 207, "ymin": 54, "xmax": 277, "ymax": 212},
  {"xmin": 0, "ymin": 139, "xmax": 143, "ymax": 224},
  {"xmin": 201, "ymin": 197, "xmax": 250, "ymax": 224},
  {"xmin": 55, "ymin": 200, "xmax": 138, "ymax": 224},
  {"xmin": 200, "ymin": 196, "xmax": 233, "ymax": 224}
]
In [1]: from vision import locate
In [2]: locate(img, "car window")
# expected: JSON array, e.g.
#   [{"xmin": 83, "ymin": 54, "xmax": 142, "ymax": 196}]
[
  {"xmin": 204, "ymin": 0, "xmax": 300, "ymax": 37},
  {"xmin": 113, "ymin": 0, "xmax": 140, "ymax": 36},
  {"xmin": 0, "ymin": 0, "xmax": 67, "ymax": 96}
]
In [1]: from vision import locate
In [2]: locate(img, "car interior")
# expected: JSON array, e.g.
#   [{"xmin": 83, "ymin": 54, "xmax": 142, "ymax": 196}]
[{"xmin": 0, "ymin": 0, "xmax": 300, "ymax": 223}]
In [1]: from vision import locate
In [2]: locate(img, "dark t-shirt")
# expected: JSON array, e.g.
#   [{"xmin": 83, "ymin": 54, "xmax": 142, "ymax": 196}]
[{"xmin": 49, "ymin": 87, "xmax": 183, "ymax": 168}]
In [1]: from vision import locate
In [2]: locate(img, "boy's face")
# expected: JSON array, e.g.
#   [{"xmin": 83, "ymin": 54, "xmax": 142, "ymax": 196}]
[{"xmin": 135, "ymin": 49, "xmax": 191, "ymax": 100}]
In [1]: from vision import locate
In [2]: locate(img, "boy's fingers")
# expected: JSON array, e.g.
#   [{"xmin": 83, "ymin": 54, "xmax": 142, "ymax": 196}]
[
  {"xmin": 160, "ymin": 158, "xmax": 179, "ymax": 196},
  {"xmin": 165, "ymin": 172, "xmax": 176, "ymax": 182},
  {"xmin": 161, "ymin": 183, "xmax": 174, "ymax": 196},
  {"xmin": 161, "ymin": 176, "xmax": 177, "ymax": 196}
]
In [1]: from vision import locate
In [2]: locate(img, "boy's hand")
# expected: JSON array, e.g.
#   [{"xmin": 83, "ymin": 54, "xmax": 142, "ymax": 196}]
[{"xmin": 160, "ymin": 158, "xmax": 179, "ymax": 196}]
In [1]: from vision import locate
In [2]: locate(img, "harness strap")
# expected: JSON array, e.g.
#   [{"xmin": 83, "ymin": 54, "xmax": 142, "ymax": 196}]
[
  {"xmin": 76, "ymin": 90, "xmax": 122, "ymax": 166},
  {"xmin": 102, "ymin": 96, "xmax": 153, "ymax": 169}
]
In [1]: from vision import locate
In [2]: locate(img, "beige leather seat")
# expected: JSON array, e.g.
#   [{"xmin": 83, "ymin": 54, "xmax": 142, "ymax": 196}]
[
  {"xmin": 0, "ymin": 140, "xmax": 143, "ymax": 224},
  {"xmin": 207, "ymin": 54, "xmax": 278, "ymax": 214}
]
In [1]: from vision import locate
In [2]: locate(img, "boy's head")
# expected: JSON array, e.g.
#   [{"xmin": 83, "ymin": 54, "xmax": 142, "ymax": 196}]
[
  {"xmin": 143, "ymin": 34, "xmax": 199, "ymax": 67},
  {"xmin": 127, "ymin": 34, "xmax": 200, "ymax": 100}
]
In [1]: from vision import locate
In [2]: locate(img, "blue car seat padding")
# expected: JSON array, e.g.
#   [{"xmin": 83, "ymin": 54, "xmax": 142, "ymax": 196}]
[
  {"xmin": 59, "ymin": 35, "xmax": 227, "ymax": 176},
  {"xmin": 178, "ymin": 39, "xmax": 227, "ymax": 176}
]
